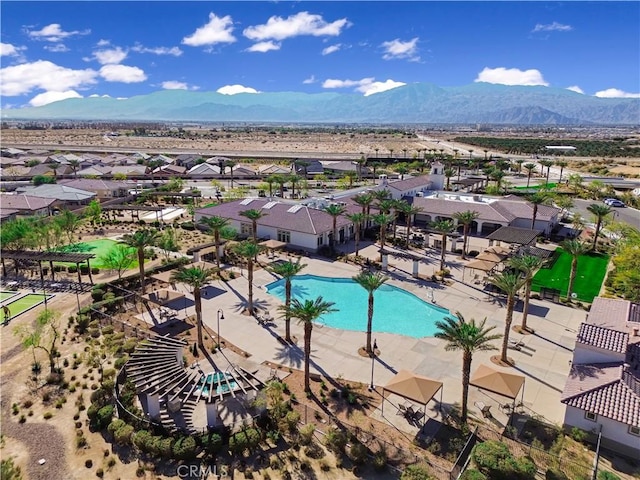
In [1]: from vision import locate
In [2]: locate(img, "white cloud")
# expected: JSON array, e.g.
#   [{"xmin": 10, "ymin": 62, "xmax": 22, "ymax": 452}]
[
  {"xmin": 29, "ymin": 90, "xmax": 82, "ymax": 107},
  {"xmin": 303, "ymin": 75, "xmax": 317, "ymax": 84},
  {"xmin": 475, "ymin": 67, "xmax": 549, "ymax": 86},
  {"xmin": 88, "ymin": 94, "xmax": 111, "ymax": 98},
  {"xmin": 381, "ymin": 37, "xmax": 419, "ymax": 61},
  {"xmin": 323, "ymin": 78, "xmax": 374, "ymax": 89},
  {"xmin": 99, "ymin": 64, "xmax": 146, "ymax": 83},
  {"xmin": 594, "ymin": 88, "xmax": 640, "ymax": 99},
  {"xmin": 359, "ymin": 79, "xmax": 406, "ymax": 96},
  {"xmin": 216, "ymin": 84, "xmax": 260, "ymax": 95},
  {"xmin": 44, "ymin": 43, "xmax": 69, "ymax": 53},
  {"xmin": 161, "ymin": 80, "xmax": 199, "ymax": 90},
  {"xmin": 243, "ymin": 12, "xmax": 350, "ymax": 42},
  {"xmin": 96, "ymin": 39, "xmax": 110, "ymax": 47},
  {"xmin": 27, "ymin": 23, "xmax": 90, "ymax": 42},
  {"xmin": 246, "ymin": 41, "xmax": 280, "ymax": 53},
  {"xmin": 322, "ymin": 44, "xmax": 340, "ymax": 55},
  {"xmin": 1, "ymin": 42, "xmax": 23, "ymax": 56},
  {"xmin": 94, "ymin": 46, "xmax": 127, "ymax": 65},
  {"xmin": 532, "ymin": 22, "xmax": 573, "ymax": 33},
  {"xmin": 0, "ymin": 60, "xmax": 97, "ymax": 96},
  {"xmin": 131, "ymin": 44, "xmax": 183, "ymax": 56},
  {"xmin": 566, "ymin": 86, "xmax": 584, "ymax": 94},
  {"xmin": 182, "ymin": 13, "xmax": 236, "ymax": 47}
]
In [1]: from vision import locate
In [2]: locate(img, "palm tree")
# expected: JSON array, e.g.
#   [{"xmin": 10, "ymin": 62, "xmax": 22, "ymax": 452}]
[
  {"xmin": 526, "ymin": 192, "xmax": 552, "ymax": 230},
  {"xmin": 452, "ymin": 210, "xmax": 479, "ymax": 259},
  {"xmin": 353, "ymin": 271, "xmax": 388, "ymax": 355},
  {"xmin": 508, "ymin": 255, "xmax": 544, "ymax": 332},
  {"xmin": 270, "ymin": 259, "xmax": 307, "ymax": 342},
  {"xmin": 372, "ymin": 189, "xmax": 391, "ymax": 204},
  {"xmin": 200, "ymin": 215, "xmax": 229, "ymax": 269},
  {"xmin": 324, "ymin": 204, "xmax": 346, "ymax": 249},
  {"xmin": 539, "ymin": 159, "xmax": 554, "ymax": 184},
  {"xmin": 444, "ymin": 168, "xmax": 455, "ymax": 191},
  {"xmin": 240, "ymin": 209, "xmax": 266, "ymax": 243},
  {"xmin": 562, "ymin": 239, "xmax": 589, "ymax": 301},
  {"xmin": 265, "ymin": 175, "xmax": 277, "ymax": 197},
  {"xmin": 226, "ymin": 160, "xmax": 236, "ymax": 188},
  {"xmin": 429, "ymin": 219, "xmax": 455, "ymax": 272},
  {"xmin": 68, "ymin": 159, "xmax": 80, "ymax": 177},
  {"xmin": 435, "ymin": 312, "xmax": 500, "ymax": 423},
  {"xmin": 121, "ymin": 229, "xmax": 161, "ymax": 293},
  {"xmin": 398, "ymin": 203, "xmax": 423, "ymax": 247},
  {"xmin": 279, "ymin": 297, "xmax": 337, "ymax": 392},
  {"xmin": 489, "ymin": 272, "xmax": 526, "ymax": 364},
  {"xmin": 171, "ymin": 266, "xmax": 215, "ymax": 347},
  {"xmin": 47, "ymin": 162, "xmax": 60, "ymax": 179},
  {"xmin": 353, "ymin": 193, "xmax": 374, "ymax": 218},
  {"xmin": 555, "ymin": 160, "xmax": 568, "ymax": 184},
  {"xmin": 523, "ymin": 163, "xmax": 536, "ymax": 188},
  {"xmin": 233, "ymin": 241, "xmax": 263, "ymax": 315},
  {"xmin": 346, "ymin": 212, "xmax": 366, "ymax": 256},
  {"xmin": 587, "ymin": 204, "xmax": 612, "ymax": 251},
  {"xmin": 372, "ymin": 213, "xmax": 394, "ymax": 262}
]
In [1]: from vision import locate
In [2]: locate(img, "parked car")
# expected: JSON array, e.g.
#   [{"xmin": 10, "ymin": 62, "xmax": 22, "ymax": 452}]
[{"xmin": 604, "ymin": 198, "xmax": 625, "ymax": 207}]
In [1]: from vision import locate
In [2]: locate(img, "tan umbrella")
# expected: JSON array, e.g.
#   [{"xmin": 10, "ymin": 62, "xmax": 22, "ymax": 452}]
[
  {"xmin": 476, "ymin": 251, "xmax": 505, "ymax": 263},
  {"xmin": 381, "ymin": 369, "xmax": 443, "ymax": 419}
]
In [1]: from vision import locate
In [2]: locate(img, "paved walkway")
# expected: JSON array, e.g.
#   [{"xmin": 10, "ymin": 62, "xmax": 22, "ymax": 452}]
[{"xmin": 169, "ymin": 238, "xmax": 585, "ymax": 429}]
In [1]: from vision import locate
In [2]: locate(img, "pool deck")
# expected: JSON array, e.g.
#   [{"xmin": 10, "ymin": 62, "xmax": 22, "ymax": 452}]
[{"xmin": 166, "ymin": 238, "xmax": 587, "ymax": 429}]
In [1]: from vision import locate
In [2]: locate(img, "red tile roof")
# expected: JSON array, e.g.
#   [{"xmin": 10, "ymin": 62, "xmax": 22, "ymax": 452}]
[{"xmin": 577, "ymin": 323, "xmax": 629, "ymax": 354}]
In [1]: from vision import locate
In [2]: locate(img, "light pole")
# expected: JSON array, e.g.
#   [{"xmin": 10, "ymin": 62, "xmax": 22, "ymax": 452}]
[
  {"xmin": 369, "ymin": 339, "xmax": 378, "ymax": 391},
  {"xmin": 217, "ymin": 309, "xmax": 224, "ymax": 349}
]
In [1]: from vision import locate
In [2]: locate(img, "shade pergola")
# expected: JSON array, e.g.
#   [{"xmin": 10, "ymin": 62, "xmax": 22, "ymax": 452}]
[
  {"xmin": 143, "ymin": 289, "xmax": 185, "ymax": 306},
  {"xmin": 463, "ymin": 258, "xmax": 499, "ymax": 282},
  {"xmin": 484, "ymin": 245, "xmax": 511, "ymax": 256},
  {"xmin": 476, "ymin": 251, "xmax": 506, "ymax": 263},
  {"xmin": 470, "ymin": 364, "xmax": 525, "ymax": 417},
  {"xmin": 381, "ymin": 369, "xmax": 443, "ymax": 420},
  {"xmin": 260, "ymin": 239, "xmax": 288, "ymax": 258}
]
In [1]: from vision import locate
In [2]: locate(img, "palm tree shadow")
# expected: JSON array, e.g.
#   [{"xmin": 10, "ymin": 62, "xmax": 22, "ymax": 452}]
[{"xmin": 273, "ymin": 343, "xmax": 304, "ymax": 368}]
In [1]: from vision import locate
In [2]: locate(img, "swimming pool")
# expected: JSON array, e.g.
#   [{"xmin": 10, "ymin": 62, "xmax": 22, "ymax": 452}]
[
  {"xmin": 196, "ymin": 372, "xmax": 239, "ymax": 397},
  {"xmin": 265, "ymin": 274, "xmax": 450, "ymax": 338}
]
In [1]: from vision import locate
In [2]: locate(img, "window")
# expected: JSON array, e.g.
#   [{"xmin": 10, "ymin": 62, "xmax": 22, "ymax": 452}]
[
  {"xmin": 241, "ymin": 223, "xmax": 252, "ymax": 236},
  {"xmin": 317, "ymin": 236, "xmax": 324, "ymax": 246},
  {"xmin": 277, "ymin": 230, "xmax": 290, "ymax": 243},
  {"xmin": 585, "ymin": 411, "xmax": 597, "ymax": 422},
  {"xmin": 629, "ymin": 425, "xmax": 640, "ymax": 437}
]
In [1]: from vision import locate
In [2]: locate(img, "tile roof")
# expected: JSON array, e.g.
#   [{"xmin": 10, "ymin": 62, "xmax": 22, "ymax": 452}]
[
  {"xmin": 577, "ymin": 323, "xmax": 629, "ymax": 354},
  {"xmin": 588, "ymin": 297, "xmax": 633, "ymax": 332},
  {"xmin": 561, "ymin": 363, "xmax": 640, "ymax": 427},
  {"xmin": 0, "ymin": 194, "xmax": 55, "ymax": 211},
  {"xmin": 18, "ymin": 184, "xmax": 96, "ymax": 202},
  {"xmin": 386, "ymin": 175, "xmax": 432, "ymax": 191},
  {"xmin": 76, "ymin": 165, "xmax": 113, "ymax": 176},
  {"xmin": 196, "ymin": 198, "xmax": 351, "ymax": 235},
  {"xmin": 486, "ymin": 226, "xmax": 542, "ymax": 245},
  {"xmin": 412, "ymin": 197, "xmax": 511, "ymax": 223},
  {"xmin": 59, "ymin": 179, "xmax": 129, "ymax": 191}
]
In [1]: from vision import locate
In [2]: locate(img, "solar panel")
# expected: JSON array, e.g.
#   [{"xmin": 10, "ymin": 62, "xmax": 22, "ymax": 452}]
[
  {"xmin": 240, "ymin": 198, "xmax": 255, "ymax": 205},
  {"xmin": 262, "ymin": 201, "xmax": 278, "ymax": 209},
  {"xmin": 287, "ymin": 205, "xmax": 304, "ymax": 213}
]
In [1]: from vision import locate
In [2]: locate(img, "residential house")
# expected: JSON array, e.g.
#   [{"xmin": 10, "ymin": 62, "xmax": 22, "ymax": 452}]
[
  {"xmin": 176, "ymin": 154, "xmax": 205, "ymax": 169},
  {"xmin": 17, "ymin": 184, "xmax": 96, "ymax": 207},
  {"xmin": 149, "ymin": 154, "xmax": 175, "ymax": 165},
  {"xmin": 561, "ymin": 297, "xmax": 640, "ymax": 458},
  {"xmin": 111, "ymin": 165, "xmax": 148, "ymax": 177},
  {"xmin": 152, "ymin": 164, "xmax": 187, "ymax": 176},
  {"xmin": 293, "ymin": 159, "xmax": 323, "ymax": 176},
  {"xmin": 188, "ymin": 163, "xmax": 221, "ymax": 178},
  {"xmin": 0, "ymin": 194, "xmax": 55, "ymax": 216},
  {"xmin": 320, "ymin": 160, "xmax": 371, "ymax": 177},
  {"xmin": 195, "ymin": 197, "xmax": 354, "ymax": 252},
  {"xmin": 76, "ymin": 165, "xmax": 113, "ymax": 177},
  {"xmin": 59, "ymin": 179, "xmax": 130, "ymax": 199},
  {"xmin": 28, "ymin": 162, "xmax": 74, "ymax": 177},
  {"xmin": 0, "ymin": 147, "xmax": 26, "ymax": 158},
  {"xmin": 257, "ymin": 164, "xmax": 290, "ymax": 176}
]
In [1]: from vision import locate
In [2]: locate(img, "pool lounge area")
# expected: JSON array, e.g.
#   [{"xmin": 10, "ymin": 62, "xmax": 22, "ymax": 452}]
[{"xmin": 265, "ymin": 274, "xmax": 450, "ymax": 338}]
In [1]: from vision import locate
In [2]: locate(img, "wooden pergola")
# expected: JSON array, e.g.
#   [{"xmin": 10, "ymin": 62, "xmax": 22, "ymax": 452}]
[{"xmin": 0, "ymin": 250, "xmax": 96, "ymax": 284}]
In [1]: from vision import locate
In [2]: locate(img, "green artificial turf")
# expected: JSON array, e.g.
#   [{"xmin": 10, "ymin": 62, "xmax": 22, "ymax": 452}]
[
  {"xmin": 514, "ymin": 183, "xmax": 557, "ymax": 190},
  {"xmin": 54, "ymin": 239, "xmax": 139, "ymax": 269},
  {"xmin": 0, "ymin": 291, "xmax": 18, "ymax": 302},
  {"xmin": 531, "ymin": 248, "xmax": 609, "ymax": 303},
  {"xmin": 1, "ymin": 293, "xmax": 48, "ymax": 321}
]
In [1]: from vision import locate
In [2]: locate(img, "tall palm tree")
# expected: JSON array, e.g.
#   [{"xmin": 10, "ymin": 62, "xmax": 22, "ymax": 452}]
[
  {"xmin": 324, "ymin": 204, "xmax": 346, "ymax": 249},
  {"xmin": 121, "ymin": 229, "xmax": 161, "ymax": 294},
  {"xmin": 47, "ymin": 162, "xmax": 60, "ymax": 179},
  {"xmin": 170, "ymin": 266, "xmax": 214, "ymax": 347},
  {"xmin": 240, "ymin": 208, "xmax": 266, "ymax": 243},
  {"xmin": 523, "ymin": 163, "xmax": 537, "ymax": 188},
  {"xmin": 555, "ymin": 160, "xmax": 568, "ymax": 184},
  {"xmin": 233, "ymin": 241, "xmax": 263, "ymax": 315},
  {"xmin": 489, "ymin": 272, "xmax": 526, "ymax": 364},
  {"xmin": 526, "ymin": 192, "xmax": 552, "ymax": 230},
  {"xmin": 398, "ymin": 203, "xmax": 423, "ymax": 247},
  {"xmin": 226, "ymin": 160, "xmax": 236, "ymax": 188},
  {"xmin": 346, "ymin": 212, "xmax": 366, "ymax": 256},
  {"xmin": 270, "ymin": 259, "xmax": 307, "ymax": 342},
  {"xmin": 353, "ymin": 271, "xmax": 388, "ymax": 355},
  {"xmin": 435, "ymin": 312, "xmax": 500, "ymax": 423},
  {"xmin": 452, "ymin": 210, "xmax": 479, "ymax": 259},
  {"xmin": 279, "ymin": 297, "xmax": 337, "ymax": 392},
  {"xmin": 353, "ymin": 192, "xmax": 374, "ymax": 219},
  {"xmin": 429, "ymin": 219, "xmax": 455, "ymax": 272},
  {"xmin": 539, "ymin": 159, "xmax": 554, "ymax": 184},
  {"xmin": 587, "ymin": 204, "xmax": 612, "ymax": 251},
  {"xmin": 372, "ymin": 212, "xmax": 394, "ymax": 262},
  {"xmin": 444, "ymin": 168, "xmax": 455, "ymax": 191},
  {"xmin": 508, "ymin": 255, "xmax": 544, "ymax": 332},
  {"xmin": 562, "ymin": 239, "xmax": 589, "ymax": 301},
  {"xmin": 68, "ymin": 159, "xmax": 80, "ymax": 178},
  {"xmin": 200, "ymin": 215, "xmax": 229, "ymax": 269},
  {"xmin": 372, "ymin": 189, "xmax": 391, "ymax": 203}
]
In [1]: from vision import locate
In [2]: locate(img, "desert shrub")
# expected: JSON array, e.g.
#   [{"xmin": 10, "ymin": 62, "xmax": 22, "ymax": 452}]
[
  {"xmin": 201, "ymin": 432, "xmax": 222, "ymax": 454},
  {"xmin": 282, "ymin": 410, "xmax": 300, "ymax": 432},
  {"xmin": 570, "ymin": 427, "xmax": 588, "ymax": 442},
  {"xmin": 172, "ymin": 436, "xmax": 197, "ymax": 460},
  {"xmin": 113, "ymin": 424, "xmax": 134, "ymax": 445},
  {"xmin": 460, "ymin": 470, "xmax": 487, "ymax": 480},
  {"xmin": 348, "ymin": 442, "xmax": 368, "ymax": 465},
  {"xmin": 598, "ymin": 472, "xmax": 621, "ymax": 480},
  {"xmin": 324, "ymin": 427, "xmax": 347, "ymax": 453},
  {"xmin": 114, "ymin": 355, "xmax": 129, "ymax": 369},
  {"xmin": 133, "ymin": 430, "xmax": 151, "ymax": 451},
  {"xmin": 545, "ymin": 469, "xmax": 569, "ymax": 480},
  {"xmin": 94, "ymin": 405, "xmax": 114, "ymax": 429},
  {"xmin": 299, "ymin": 423, "xmax": 315, "ymax": 445},
  {"xmin": 85, "ymin": 459, "xmax": 93, "ymax": 468},
  {"xmin": 472, "ymin": 440, "xmax": 536, "ymax": 480},
  {"xmin": 373, "ymin": 451, "xmax": 387, "ymax": 472},
  {"xmin": 96, "ymin": 468, "xmax": 104, "ymax": 477},
  {"xmin": 1, "ymin": 457, "xmax": 22, "ymax": 480},
  {"xmin": 107, "ymin": 419, "xmax": 126, "ymax": 436},
  {"xmin": 400, "ymin": 464, "xmax": 434, "ymax": 479},
  {"xmin": 43, "ymin": 412, "xmax": 53, "ymax": 420},
  {"xmin": 91, "ymin": 289, "xmax": 105, "ymax": 302}
]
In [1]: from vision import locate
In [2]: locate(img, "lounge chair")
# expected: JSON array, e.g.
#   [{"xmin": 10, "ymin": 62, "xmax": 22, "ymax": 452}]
[{"xmin": 475, "ymin": 401, "xmax": 492, "ymax": 418}]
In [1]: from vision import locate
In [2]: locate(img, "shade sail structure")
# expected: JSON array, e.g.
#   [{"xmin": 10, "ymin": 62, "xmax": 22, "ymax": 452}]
[
  {"xmin": 476, "ymin": 251, "xmax": 506, "ymax": 263},
  {"xmin": 383, "ymin": 369, "xmax": 443, "ymax": 405},
  {"xmin": 484, "ymin": 245, "xmax": 511, "ymax": 256},
  {"xmin": 143, "ymin": 289, "xmax": 185, "ymax": 306},
  {"xmin": 465, "ymin": 259, "xmax": 498, "ymax": 272},
  {"xmin": 470, "ymin": 364, "xmax": 525, "ymax": 400},
  {"xmin": 259, "ymin": 239, "xmax": 287, "ymax": 250}
]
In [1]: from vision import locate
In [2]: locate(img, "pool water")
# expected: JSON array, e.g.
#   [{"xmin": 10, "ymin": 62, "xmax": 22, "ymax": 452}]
[
  {"xmin": 266, "ymin": 274, "xmax": 450, "ymax": 338},
  {"xmin": 197, "ymin": 372, "xmax": 238, "ymax": 396}
]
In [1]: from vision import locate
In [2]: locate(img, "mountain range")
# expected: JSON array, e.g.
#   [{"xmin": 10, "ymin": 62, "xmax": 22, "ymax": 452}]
[{"xmin": 3, "ymin": 83, "xmax": 639, "ymax": 125}]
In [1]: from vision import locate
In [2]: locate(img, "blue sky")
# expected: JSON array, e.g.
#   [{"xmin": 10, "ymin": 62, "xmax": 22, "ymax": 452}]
[{"xmin": 1, "ymin": 1, "xmax": 639, "ymax": 109}]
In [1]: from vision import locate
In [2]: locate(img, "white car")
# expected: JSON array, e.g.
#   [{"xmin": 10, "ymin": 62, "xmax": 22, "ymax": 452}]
[{"xmin": 604, "ymin": 199, "xmax": 625, "ymax": 207}]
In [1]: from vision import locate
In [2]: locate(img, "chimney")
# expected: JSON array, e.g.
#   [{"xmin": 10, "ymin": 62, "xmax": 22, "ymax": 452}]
[{"xmin": 379, "ymin": 174, "xmax": 388, "ymax": 186}]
